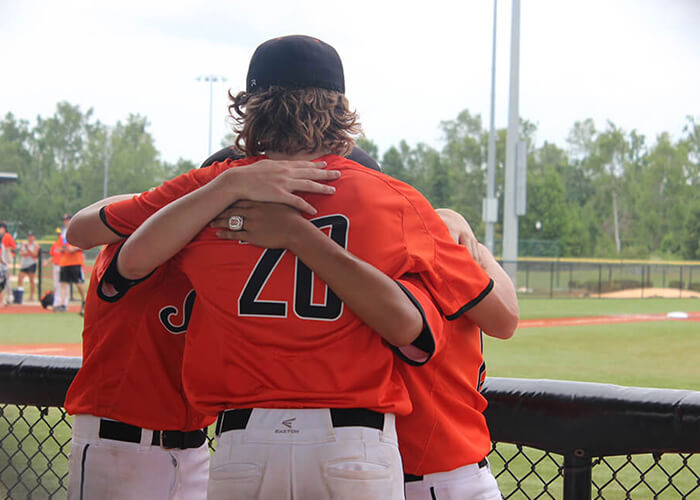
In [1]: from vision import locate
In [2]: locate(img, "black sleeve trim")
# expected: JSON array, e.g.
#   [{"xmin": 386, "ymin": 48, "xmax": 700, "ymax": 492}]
[
  {"xmin": 389, "ymin": 281, "xmax": 436, "ymax": 367},
  {"xmin": 96, "ymin": 243, "xmax": 155, "ymax": 303},
  {"xmin": 445, "ymin": 278, "xmax": 494, "ymax": 321},
  {"xmin": 99, "ymin": 206, "xmax": 129, "ymax": 238}
]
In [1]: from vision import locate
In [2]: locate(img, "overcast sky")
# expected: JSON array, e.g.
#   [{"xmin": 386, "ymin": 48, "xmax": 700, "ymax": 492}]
[{"xmin": 1, "ymin": 0, "xmax": 698, "ymax": 164}]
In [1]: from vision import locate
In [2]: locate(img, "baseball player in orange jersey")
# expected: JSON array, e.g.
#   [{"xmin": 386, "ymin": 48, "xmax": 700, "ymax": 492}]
[
  {"xmin": 69, "ymin": 167, "xmax": 445, "ymax": 500},
  {"xmin": 64, "ymin": 242, "xmax": 214, "ymax": 500},
  {"xmin": 49, "ymin": 229, "xmax": 65, "ymax": 309},
  {"xmin": 398, "ymin": 210, "xmax": 518, "ymax": 500},
  {"xmin": 65, "ymin": 162, "xmax": 341, "ymax": 500},
  {"xmin": 105, "ymin": 35, "xmax": 513, "ymax": 500}
]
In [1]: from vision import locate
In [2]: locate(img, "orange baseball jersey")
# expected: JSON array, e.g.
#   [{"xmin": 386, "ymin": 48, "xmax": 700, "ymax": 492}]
[
  {"xmin": 59, "ymin": 245, "xmax": 84, "ymax": 267},
  {"xmin": 1, "ymin": 232, "xmax": 17, "ymax": 250},
  {"xmin": 397, "ymin": 276, "xmax": 491, "ymax": 474},
  {"xmin": 102, "ymin": 155, "xmax": 492, "ymax": 416},
  {"xmin": 49, "ymin": 237, "xmax": 64, "ymax": 265},
  {"xmin": 64, "ymin": 243, "xmax": 214, "ymax": 431}
]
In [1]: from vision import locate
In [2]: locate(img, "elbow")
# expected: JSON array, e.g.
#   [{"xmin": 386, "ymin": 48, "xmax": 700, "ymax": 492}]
[
  {"xmin": 383, "ymin": 310, "xmax": 424, "ymax": 347},
  {"xmin": 116, "ymin": 245, "xmax": 151, "ymax": 280},
  {"xmin": 65, "ymin": 221, "xmax": 88, "ymax": 249},
  {"xmin": 485, "ymin": 308, "xmax": 519, "ymax": 340}
]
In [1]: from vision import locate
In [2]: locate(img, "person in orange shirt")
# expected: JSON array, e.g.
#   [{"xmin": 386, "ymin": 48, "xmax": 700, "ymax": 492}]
[
  {"xmin": 398, "ymin": 209, "xmax": 518, "ymax": 500},
  {"xmin": 0, "ymin": 222, "xmax": 17, "ymax": 306},
  {"xmin": 57, "ymin": 214, "xmax": 86, "ymax": 314},
  {"xmin": 48, "ymin": 228, "xmax": 66, "ymax": 310}
]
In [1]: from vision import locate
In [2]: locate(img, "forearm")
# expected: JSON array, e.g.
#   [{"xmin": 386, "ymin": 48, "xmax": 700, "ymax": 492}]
[
  {"xmin": 118, "ymin": 170, "xmax": 241, "ymax": 279},
  {"xmin": 67, "ymin": 194, "xmax": 136, "ymax": 248},
  {"xmin": 468, "ymin": 243, "xmax": 519, "ymax": 339},
  {"xmin": 288, "ymin": 226, "xmax": 424, "ymax": 346}
]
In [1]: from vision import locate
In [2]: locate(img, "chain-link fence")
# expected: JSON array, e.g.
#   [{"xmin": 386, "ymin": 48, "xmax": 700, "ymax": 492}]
[
  {"xmin": 2, "ymin": 359, "xmax": 699, "ymax": 500},
  {"xmin": 508, "ymin": 259, "xmax": 700, "ymax": 298},
  {"xmin": 488, "ymin": 443, "xmax": 699, "ymax": 499},
  {"xmin": 2, "ymin": 405, "xmax": 698, "ymax": 499},
  {"xmin": 4, "ymin": 251, "xmax": 697, "ymax": 304}
]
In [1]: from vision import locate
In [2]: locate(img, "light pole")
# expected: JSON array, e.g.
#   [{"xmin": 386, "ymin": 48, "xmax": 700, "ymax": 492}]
[
  {"xmin": 197, "ymin": 74, "xmax": 228, "ymax": 156},
  {"xmin": 483, "ymin": 0, "xmax": 499, "ymax": 254},
  {"xmin": 103, "ymin": 127, "xmax": 111, "ymax": 199},
  {"xmin": 503, "ymin": 0, "xmax": 526, "ymax": 286}
]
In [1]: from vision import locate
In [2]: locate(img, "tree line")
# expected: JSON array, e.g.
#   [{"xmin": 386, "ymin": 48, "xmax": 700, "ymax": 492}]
[
  {"xmin": 0, "ymin": 102, "xmax": 697, "ymax": 259},
  {"xmin": 358, "ymin": 111, "xmax": 699, "ymax": 260}
]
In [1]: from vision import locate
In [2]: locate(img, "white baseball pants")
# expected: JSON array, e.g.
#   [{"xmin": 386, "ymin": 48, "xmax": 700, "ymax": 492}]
[
  {"xmin": 208, "ymin": 408, "xmax": 405, "ymax": 500},
  {"xmin": 67, "ymin": 415, "xmax": 209, "ymax": 500},
  {"xmin": 404, "ymin": 460, "xmax": 502, "ymax": 500},
  {"xmin": 52, "ymin": 264, "xmax": 63, "ymax": 307}
]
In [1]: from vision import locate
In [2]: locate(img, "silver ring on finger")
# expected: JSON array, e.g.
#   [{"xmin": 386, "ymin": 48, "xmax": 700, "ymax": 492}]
[{"xmin": 227, "ymin": 215, "xmax": 245, "ymax": 231}]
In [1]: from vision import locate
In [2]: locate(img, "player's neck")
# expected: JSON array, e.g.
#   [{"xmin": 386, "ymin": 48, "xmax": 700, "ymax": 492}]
[{"xmin": 266, "ymin": 150, "xmax": 331, "ymax": 161}]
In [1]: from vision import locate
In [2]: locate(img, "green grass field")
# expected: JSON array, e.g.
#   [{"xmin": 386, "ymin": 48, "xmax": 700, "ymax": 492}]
[
  {"xmin": 1, "ymin": 297, "xmax": 698, "ymax": 498},
  {"xmin": 2, "ymin": 297, "xmax": 698, "ymax": 391}
]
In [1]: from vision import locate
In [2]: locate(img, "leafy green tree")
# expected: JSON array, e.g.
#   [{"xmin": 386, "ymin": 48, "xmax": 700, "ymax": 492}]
[
  {"xmin": 355, "ymin": 137, "xmax": 379, "ymax": 160},
  {"xmin": 680, "ymin": 199, "xmax": 700, "ymax": 260}
]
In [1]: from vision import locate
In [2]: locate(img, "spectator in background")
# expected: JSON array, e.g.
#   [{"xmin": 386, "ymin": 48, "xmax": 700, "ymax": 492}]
[
  {"xmin": 49, "ymin": 227, "xmax": 65, "ymax": 310},
  {"xmin": 57, "ymin": 214, "xmax": 86, "ymax": 315},
  {"xmin": 0, "ymin": 222, "xmax": 17, "ymax": 306},
  {"xmin": 18, "ymin": 231, "xmax": 40, "ymax": 302}
]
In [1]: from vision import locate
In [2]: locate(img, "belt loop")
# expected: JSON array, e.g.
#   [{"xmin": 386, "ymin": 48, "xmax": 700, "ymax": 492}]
[
  {"xmin": 382, "ymin": 412, "xmax": 396, "ymax": 441},
  {"xmin": 141, "ymin": 428, "xmax": 154, "ymax": 447},
  {"xmin": 215, "ymin": 412, "xmax": 224, "ymax": 436}
]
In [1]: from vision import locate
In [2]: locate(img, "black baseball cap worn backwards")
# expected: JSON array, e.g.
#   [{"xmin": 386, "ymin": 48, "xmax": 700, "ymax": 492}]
[{"xmin": 247, "ymin": 35, "xmax": 345, "ymax": 94}]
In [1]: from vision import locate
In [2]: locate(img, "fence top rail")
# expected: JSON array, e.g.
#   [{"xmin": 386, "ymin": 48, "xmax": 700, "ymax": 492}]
[
  {"xmin": 483, "ymin": 377, "xmax": 700, "ymax": 456},
  {"xmin": 507, "ymin": 257, "xmax": 700, "ymax": 266},
  {"xmin": 1, "ymin": 354, "xmax": 698, "ymax": 456}
]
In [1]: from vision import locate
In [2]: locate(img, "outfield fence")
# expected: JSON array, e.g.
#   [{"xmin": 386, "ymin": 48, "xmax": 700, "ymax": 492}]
[
  {"xmin": 503, "ymin": 259, "xmax": 700, "ymax": 299},
  {"xmin": 4, "ymin": 249, "xmax": 698, "ymax": 303},
  {"xmin": 1, "ymin": 354, "xmax": 698, "ymax": 499}
]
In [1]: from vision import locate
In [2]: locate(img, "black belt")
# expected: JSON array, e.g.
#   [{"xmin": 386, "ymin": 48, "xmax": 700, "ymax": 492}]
[
  {"xmin": 216, "ymin": 408, "xmax": 384, "ymax": 435},
  {"xmin": 404, "ymin": 459, "xmax": 489, "ymax": 482},
  {"xmin": 98, "ymin": 419, "xmax": 207, "ymax": 449}
]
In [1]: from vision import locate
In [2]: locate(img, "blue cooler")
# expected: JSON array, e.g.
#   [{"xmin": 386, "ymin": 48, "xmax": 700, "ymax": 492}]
[{"xmin": 12, "ymin": 287, "xmax": 24, "ymax": 304}]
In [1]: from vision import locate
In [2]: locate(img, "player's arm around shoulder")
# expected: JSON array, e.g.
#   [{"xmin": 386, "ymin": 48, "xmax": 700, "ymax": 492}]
[
  {"xmin": 118, "ymin": 160, "xmax": 340, "ymax": 280},
  {"xmin": 67, "ymin": 194, "xmax": 137, "ymax": 249},
  {"xmin": 436, "ymin": 208, "xmax": 519, "ymax": 339},
  {"xmin": 212, "ymin": 201, "xmax": 427, "ymax": 347}
]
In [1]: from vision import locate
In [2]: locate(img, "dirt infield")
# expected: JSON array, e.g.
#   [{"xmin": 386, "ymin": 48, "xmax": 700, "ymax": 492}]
[
  {"xmin": 0, "ymin": 303, "xmax": 82, "ymax": 314},
  {"xmin": 0, "ymin": 311, "xmax": 697, "ymax": 358},
  {"xmin": 598, "ymin": 287, "xmax": 700, "ymax": 299},
  {"xmin": 518, "ymin": 312, "xmax": 700, "ymax": 329},
  {"xmin": 0, "ymin": 343, "xmax": 83, "ymax": 356}
]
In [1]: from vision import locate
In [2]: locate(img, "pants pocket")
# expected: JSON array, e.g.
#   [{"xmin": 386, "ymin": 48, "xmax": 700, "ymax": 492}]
[
  {"xmin": 324, "ymin": 459, "xmax": 396, "ymax": 500},
  {"xmin": 207, "ymin": 462, "xmax": 263, "ymax": 500}
]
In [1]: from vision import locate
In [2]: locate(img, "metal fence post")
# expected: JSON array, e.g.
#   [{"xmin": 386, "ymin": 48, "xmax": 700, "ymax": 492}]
[
  {"xmin": 37, "ymin": 249, "xmax": 43, "ymax": 300},
  {"xmin": 641, "ymin": 265, "xmax": 645, "ymax": 299},
  {"xmin": 550, "ymin": 262, "xmax": 555, "ymax": 298},
  {"xmin": 598, "ymin": 264, "xmax": 602, "ymax": 297},
  {"xmin": 563, "ymin": 452, "xmax": 592, "ymax": 500}
]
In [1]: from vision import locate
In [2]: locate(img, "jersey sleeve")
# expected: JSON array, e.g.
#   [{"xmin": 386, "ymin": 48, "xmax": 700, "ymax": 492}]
[
  {"xmin": 397, "ymin": 184, "xmax": 493, "ymax": 320},
  {"xmin": 101, "ymin": 167, "xmax": 216, "ymax": 237},
  {"xmin": 95, "ymin": 243, "xmax": 156, "ymax": 302},
  {"xmin": 392, "ymin": 276, "xmax": 445, "ymax": 366}
]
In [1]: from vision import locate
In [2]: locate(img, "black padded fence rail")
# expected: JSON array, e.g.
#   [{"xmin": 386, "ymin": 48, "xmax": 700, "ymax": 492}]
[{"xmin": 1, "ymin": 353, "xmax": 699, "ymax": 499}]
